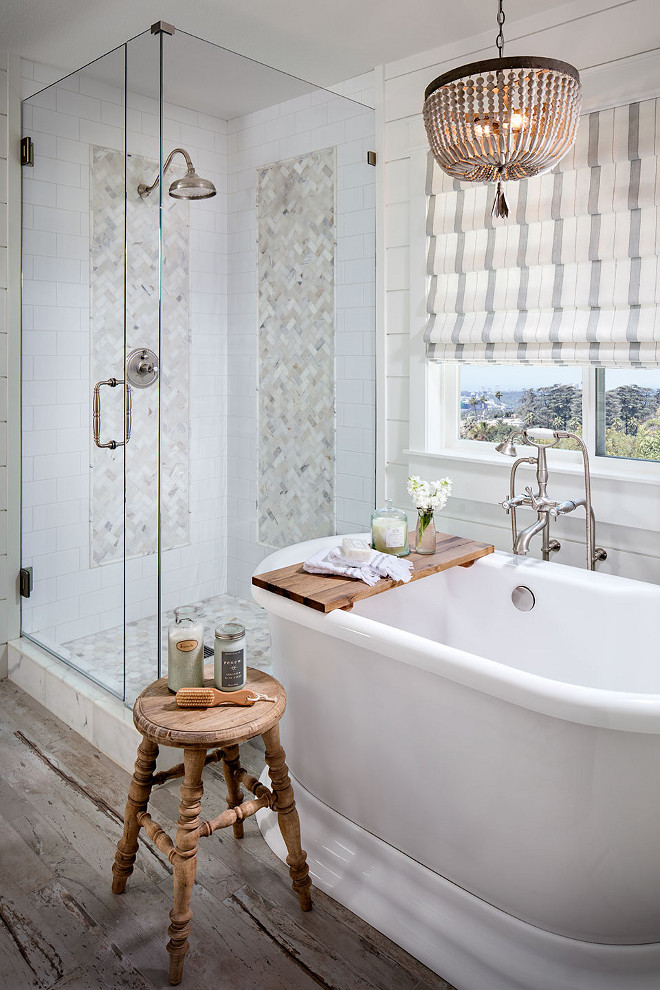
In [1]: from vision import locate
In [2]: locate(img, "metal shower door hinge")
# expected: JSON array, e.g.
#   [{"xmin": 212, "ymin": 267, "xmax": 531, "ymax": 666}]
[
  {"xmin": 20, "ymin": 567, "xmax": 33, "ymax": 599},
  {"xmin": 21, "ymin": 137, "xmax": 34, "ymax": 167}
]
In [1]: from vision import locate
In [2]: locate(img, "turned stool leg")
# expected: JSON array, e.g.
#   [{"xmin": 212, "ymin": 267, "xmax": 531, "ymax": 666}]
[
  {"xmin": 112, "ymin": 735, "xmax": 159, "ymax": 894},
  {"xmin": 262, "ymin": 724, "xmax": 312, "ymax": 912},
  {"xmin": 167, "ymin": 748, "xmax": 207, "ymax": 986},
  {"xmin": 221, "ymin": 744, "xmax": 245, "ymax": 840}
]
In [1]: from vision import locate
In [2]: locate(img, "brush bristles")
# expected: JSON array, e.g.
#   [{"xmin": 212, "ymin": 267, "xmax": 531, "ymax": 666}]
[{"xmin": 176, "ymin": 688, "xmax": 215, "ymax": 707}]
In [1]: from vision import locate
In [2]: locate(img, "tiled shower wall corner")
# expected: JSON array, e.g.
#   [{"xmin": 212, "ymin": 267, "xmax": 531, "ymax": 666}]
[
  {"xmin": 0, "ymin": 53, "xmax": 8, "ymax": 676},
  {"xmin": 226, "ymin": 86, "xmax": 376, "ymax": 599},
  {"xmin": 20, "ymin": 58, "xmax": 228, "ymax": 646}
]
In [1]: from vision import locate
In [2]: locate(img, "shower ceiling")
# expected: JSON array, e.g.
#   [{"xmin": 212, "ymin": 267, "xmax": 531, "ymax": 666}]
[
  {"xmin": 4, "ymin": 0, "xmax": 571, "ymax": 90},
  {"xmin": 75, "ymin": 31, "xmax": 320, "ymax": 121}
]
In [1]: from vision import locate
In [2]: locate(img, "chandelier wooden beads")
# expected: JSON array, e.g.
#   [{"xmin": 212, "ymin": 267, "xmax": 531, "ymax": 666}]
[{"xmin": 423, "ymin": 2, "xmax": 582, "ymax": 218}]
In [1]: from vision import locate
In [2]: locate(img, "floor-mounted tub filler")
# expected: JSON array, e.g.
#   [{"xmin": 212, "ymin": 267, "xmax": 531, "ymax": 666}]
[{"xmin": 252, "ymin": 535, "xmax": 660, "ymax": 990}]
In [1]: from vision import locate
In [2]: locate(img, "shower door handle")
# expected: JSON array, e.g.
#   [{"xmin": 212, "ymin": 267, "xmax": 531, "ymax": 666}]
[{"xmin": 92, "ymin": 378, "xmax": 132, "ymax": 449}]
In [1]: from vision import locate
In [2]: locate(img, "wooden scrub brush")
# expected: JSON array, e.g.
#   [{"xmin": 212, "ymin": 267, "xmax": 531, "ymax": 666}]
[{"xmin": 175, "ymin": 686, "xmax": 277, "ymax": 708}]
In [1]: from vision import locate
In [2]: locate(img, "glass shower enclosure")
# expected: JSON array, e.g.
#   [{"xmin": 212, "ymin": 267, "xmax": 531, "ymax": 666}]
[{"xmin": 20, "ymin": 25, "xmax": 376, "ymax": 705}]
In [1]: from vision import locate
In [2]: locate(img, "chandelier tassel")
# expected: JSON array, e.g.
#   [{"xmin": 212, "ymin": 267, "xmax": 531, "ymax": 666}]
[{"xmin": 492, "ymin": 180, "xmax": 509, "ymax": 219}]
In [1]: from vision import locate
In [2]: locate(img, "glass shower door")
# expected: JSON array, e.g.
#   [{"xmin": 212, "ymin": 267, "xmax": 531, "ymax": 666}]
[
  {"xmin": 121, "ymin": 31, "xmax": 163, "ymax": 701},
  {"xmin": 21, "ymin": 44, "xmax": 131, "ymax": 697},
  {"xmin": 21, "ymin": 34, "xmax": 167, "ymax": 703}
]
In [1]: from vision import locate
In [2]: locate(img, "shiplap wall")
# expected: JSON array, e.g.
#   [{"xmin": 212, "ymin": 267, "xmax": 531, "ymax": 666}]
[{"xmin": 382, "ymin": 0, "xmax": 660, "ymax": 582}]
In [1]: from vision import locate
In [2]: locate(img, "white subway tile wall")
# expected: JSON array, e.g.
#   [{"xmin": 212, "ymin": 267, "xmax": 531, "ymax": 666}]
[
  {"xmin": 19, "ymin": 49, "xmax": 376, "ymax": 656},
  {"xmin": 226, "ymin": 88, "xmax": 376, "ymax": 600},
  {"xmin": 20, "ymin": 57, "xmax": 228, "ymax": 651}
]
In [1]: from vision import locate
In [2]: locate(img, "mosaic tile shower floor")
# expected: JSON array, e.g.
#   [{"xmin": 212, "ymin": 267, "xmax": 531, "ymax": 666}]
[{"xmin": 62, "ymin": 594, "xmax": 271, "ymax": 705}]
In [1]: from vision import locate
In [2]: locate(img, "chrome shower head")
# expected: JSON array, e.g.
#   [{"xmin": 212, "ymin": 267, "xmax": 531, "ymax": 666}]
[
  {"xmin": 138, "ymin": 147, "xmax": 216, "ymax": 201},
  {"xmin": 496, "ymin": 436, "xmax": 518, "ymax": 457}
]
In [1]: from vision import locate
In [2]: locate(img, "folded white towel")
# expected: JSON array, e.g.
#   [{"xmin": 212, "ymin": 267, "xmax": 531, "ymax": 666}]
[{"xmin": 303, "ymin": 546, "xmax": 413, "ymax": 586}]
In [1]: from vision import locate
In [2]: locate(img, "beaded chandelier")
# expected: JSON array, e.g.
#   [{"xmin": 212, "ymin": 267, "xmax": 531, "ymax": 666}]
[{"xmin": 423, "ymin": 0, "xmax": 582, "ymax": 218}]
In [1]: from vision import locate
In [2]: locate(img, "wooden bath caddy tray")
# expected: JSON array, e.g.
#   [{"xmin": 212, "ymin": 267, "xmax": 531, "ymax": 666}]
[{"xmin": 252, "ymin": 533, "xmax": 494, "ymax": 613}]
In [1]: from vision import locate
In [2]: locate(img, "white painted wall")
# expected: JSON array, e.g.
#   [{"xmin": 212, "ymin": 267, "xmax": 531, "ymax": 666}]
[{"xmin": 380, "ymin": 0, "xmax": 660, "ymax": 583}]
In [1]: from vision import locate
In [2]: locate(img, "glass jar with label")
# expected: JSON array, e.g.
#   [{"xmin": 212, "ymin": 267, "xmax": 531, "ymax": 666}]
[
  {"xmin": 370, "ymin": 498, "xmax": 410, "ymax": 556},
  {"xmin": 214, "ymin": 621, "xmax": 246, "ymax": 692},
  {"xmin": 167, "ymin": 605, "xmax": 204, "ymax": 693}
]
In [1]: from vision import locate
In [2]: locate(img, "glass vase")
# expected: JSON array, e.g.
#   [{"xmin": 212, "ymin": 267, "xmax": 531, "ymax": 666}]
[{"xmin": 414, "ymin": 509, "xmax": 436, "ymax": 554}]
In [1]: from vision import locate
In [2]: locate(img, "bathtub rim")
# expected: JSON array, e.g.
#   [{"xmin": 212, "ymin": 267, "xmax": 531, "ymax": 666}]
[{"xmin": 253, "ymin": 537, "xmax": 660, "ymax": 735}]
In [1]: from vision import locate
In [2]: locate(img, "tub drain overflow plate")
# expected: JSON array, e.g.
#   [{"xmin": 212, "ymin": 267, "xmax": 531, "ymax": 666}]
[{"xmin": 512, "ymin": 586, "xmax": 535, "ymax": 611}]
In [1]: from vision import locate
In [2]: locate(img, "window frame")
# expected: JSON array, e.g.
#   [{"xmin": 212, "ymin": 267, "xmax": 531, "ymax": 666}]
[{"xmin": 415, "ymin": 361, "xmax": 660, "ymax": 484}]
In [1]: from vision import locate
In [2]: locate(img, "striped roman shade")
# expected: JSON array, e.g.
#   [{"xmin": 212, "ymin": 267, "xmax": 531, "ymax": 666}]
[{"xmin": 424, "ymin": 97, "xmax": 660, "ymax": 366}]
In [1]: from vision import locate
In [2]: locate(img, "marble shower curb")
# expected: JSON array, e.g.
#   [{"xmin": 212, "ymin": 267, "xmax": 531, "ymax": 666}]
[{"xmin": 7, "ymin": 638, "xmax": 182, "ymax": 774}]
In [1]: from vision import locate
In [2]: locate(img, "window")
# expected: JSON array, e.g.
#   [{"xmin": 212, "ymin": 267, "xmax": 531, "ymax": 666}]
[
  {"xmin": 446, "ymin": 365, "xmax": 660, "ymax": 464},
  {"xmin": 459, "ymin": 366, "xmax": 582, "ymax": 448},
  {"xmin": 596, "ymin": 369, "xmax": 660, "ymax": 462}
]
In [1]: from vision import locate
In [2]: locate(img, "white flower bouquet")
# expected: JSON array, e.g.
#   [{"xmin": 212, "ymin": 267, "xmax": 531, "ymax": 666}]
[
  {"xmin": 406, "ymin": 475, "xmax": 453, "ymax": 512},
  {"xmin": 406, "ymin": 475, "xmax": 453, "ymax": 553}
]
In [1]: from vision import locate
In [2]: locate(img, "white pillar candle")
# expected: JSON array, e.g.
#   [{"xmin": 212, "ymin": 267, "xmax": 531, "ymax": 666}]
[{"xmin": 371, "ymin": 518, "xmax": 407, "ymax": 554}]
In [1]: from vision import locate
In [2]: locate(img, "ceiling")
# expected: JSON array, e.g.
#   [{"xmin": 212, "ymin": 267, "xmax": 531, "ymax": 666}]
[{"xmin": 1, "ymin": 0, "xmax": 567, "ymax": 89}]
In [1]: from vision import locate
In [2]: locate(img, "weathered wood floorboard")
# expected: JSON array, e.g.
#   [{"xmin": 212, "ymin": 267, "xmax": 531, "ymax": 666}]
[{"xmin": 0, "ymin": 680, "xmax": 455, "ymax": 990}]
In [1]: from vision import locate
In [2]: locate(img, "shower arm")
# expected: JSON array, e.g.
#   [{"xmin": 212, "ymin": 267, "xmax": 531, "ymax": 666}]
[{"xmin": 137, "ymin": 148, "xmax": 195, "ymax": 199}]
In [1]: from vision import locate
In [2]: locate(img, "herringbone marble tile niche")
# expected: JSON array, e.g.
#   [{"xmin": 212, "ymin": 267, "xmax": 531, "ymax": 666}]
[
  {"xmin": 90, "ymin": 147, "xmax": 190, "ymax": 565},
  {"xmin": 257, "ymin": 149, "xmax": 336, "ymax": 547}
]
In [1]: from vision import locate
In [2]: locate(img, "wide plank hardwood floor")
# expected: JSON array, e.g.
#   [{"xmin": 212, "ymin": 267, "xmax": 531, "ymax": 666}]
[{"xmin": 0, "ymin": 679, "xmax": 456, "ymax": 990}]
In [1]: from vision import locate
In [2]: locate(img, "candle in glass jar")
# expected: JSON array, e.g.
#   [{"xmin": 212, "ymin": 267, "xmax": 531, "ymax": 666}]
[
  {"xmin": 370, "ymin": 499, "xmax": 409, "ymax": 556},
  {"xmin": 167, "ymin": 605, "xmax": 204, "ymax": 693},
  {"xmin": 214, "ymin": 622, "xmax": 246, "ymax": 691}
]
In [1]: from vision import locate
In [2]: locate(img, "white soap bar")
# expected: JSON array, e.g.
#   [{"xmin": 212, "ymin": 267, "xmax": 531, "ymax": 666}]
[{"xmin": 341, "ymin": 537, "xmax": 372, "ymax": 562}]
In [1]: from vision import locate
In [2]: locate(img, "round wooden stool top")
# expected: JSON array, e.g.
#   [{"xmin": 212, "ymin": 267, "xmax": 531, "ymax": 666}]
[{"xmin": 133, "ymin": 666, "xmax": 286, "ymax": 749}]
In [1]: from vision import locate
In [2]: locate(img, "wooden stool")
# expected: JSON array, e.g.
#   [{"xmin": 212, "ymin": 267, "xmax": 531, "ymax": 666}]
[{"xmin": 111, "ymin": 666, "xmax": 312, "ymax": 985}]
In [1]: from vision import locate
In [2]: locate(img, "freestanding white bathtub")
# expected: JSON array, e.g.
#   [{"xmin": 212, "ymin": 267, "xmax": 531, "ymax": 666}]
[{"xmin": 253, "ymin": 536, "xmax": 660, "ymax": 990}]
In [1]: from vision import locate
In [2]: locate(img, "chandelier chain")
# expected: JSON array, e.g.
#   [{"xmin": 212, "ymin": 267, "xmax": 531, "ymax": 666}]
[{"xmin": 496, "ymin": 0, "xmax": 505, "ymax": 58}]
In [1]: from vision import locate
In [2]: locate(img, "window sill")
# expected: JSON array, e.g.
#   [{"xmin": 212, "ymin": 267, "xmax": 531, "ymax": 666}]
[{"xmin": 405, "ymin": 447, "xmax": 660, "ymax": 487}]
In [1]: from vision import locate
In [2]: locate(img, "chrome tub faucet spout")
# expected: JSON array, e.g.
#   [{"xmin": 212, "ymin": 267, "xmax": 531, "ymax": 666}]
[{"xmin": 497, "ymin": 428, "xmax": 607, "ymax": 570}]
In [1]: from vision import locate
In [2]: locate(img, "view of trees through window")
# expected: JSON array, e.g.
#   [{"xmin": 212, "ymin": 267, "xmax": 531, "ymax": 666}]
[
  {"xmin": 599, "ymin": 370, "xmax": 660, "ymax": 461},
  {"xmin": 459, "ymin": 366, "xmax": 583, "ymax": 449},
  {"xmin": 458, "ymin": 366, "xmax": 660, "ymax": 461}
]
